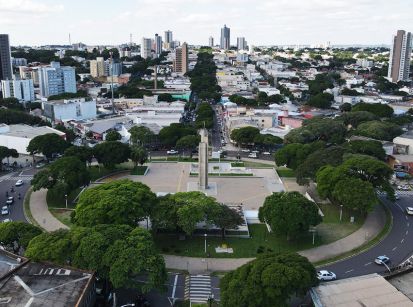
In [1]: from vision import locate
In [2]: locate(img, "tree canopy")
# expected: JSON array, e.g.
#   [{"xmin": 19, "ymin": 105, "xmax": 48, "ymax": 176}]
[
  {"xmin": 355, "ymin": 120, "xmax": 403, "ymax": 141},
  {"xmin": 0, "ymin": 222, "xmax": 42, "ymax": 254},
  {"xmin": 0, "ymin": 146, "xmax": 18, "ymax": 171},
  {"xmin": 230, "ymin": 127, "xmax": 260, "ymax": 145},
  {"xmin": 27, "ymin": 133, "xmax": 69, "ymax": 160},
  {"xmin": 159, "ymin": 123, "xmax": 197, "ymax": 147},
  {"xmin": 306, "ymin": 92, "xmax": 334, "ymax": 109},
  {"xmin": 129, "ymin": 126, "xmax": 154, "ymax": 146},
  {"xmin": 105, "ymin": 130, "xmax": 122, "ymax": 141},
  {"xmin": 220, "ymin": 252, "xmax": 318, "ymax": 307},
  {"xmin": 352, "ymin": 103, "xmax": 394, "ymax": 118},
  {"xmin": 93, "ymin": 141, "xmax": 130, "ymax": 168}
]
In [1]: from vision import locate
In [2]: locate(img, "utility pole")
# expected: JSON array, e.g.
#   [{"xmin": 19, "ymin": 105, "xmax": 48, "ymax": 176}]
[{"xmin": 110, "ymin": 51, "xmax": 115, "ymax": 114}]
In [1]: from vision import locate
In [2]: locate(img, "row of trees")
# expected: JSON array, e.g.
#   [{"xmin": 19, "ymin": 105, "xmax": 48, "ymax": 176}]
[{"xmin": 230, "ymin": 126, "xmax": 283, "ymax": 149}]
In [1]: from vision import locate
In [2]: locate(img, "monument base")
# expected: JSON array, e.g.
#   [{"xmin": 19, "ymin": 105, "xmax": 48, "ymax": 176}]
[{"xmin": 187, "ymin": 182, "xmax": 218, "ymax": 196}]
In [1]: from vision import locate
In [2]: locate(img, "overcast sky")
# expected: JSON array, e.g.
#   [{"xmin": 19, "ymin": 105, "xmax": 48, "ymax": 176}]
[{"xmin": 1, "ymin": 0, "xmax": 412, "ymax": 46}]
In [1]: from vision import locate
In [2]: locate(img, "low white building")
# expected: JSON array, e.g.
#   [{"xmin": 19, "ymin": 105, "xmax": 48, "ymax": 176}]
[
  {"xmin": 42, "ymin": 98, "xmax": 97, "ymax": 122},
  {"xmin": 1, "ymin": 79, "xmax": 35, "ymax": 102},
  {"xmin": 0, "ymin": 124, "xmax": 66, "ymax": 155}
]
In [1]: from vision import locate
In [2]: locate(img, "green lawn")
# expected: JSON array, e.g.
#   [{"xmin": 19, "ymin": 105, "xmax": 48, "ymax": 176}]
[
  {"xmin": 231, "ymin": 162, "xmax": 245, "ymax": 167},
  {"xmin": 154, "ymin": 203, "xmax": 365, "ymax": 258},
  {"xmin": 242, "ymin": 161, "xmax": 274, "ymax": 168},
  {"xmin": 88, "ymin": 165, "xmax": 129, "ymax": 181},
  {"xmin": 130, "ymin": 166, "xmax": 148, "ymax": 175},
  {"xmin": 49, "ymin": 208, "xmax": 74, "ymax": 227},
  {"xmin": 276, "ymin": 167, "xmax": 295, "ymax": 177},
  {"xmin": 46, "ymin": 187, "xmax": 82, "ymax": 209}
]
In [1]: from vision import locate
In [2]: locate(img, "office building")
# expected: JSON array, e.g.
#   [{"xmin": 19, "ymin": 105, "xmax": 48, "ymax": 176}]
[
  {"xmin": 220, "ymin": 25, "xmax": 230, "ymax": 50},
  {"xmin": 164, "ymin": 30, "xmax": 173, "ymax": 49},
  {"xmin": 237, "ymin": 37, "xmax": 247, "ymax": 50},
  {"xmin": 388, "ymin": 30, "xmax": 412, "ymax": 82},
  {"xmin": 107, "ymin": 61, "xmax": 122, "ymax": 76},
  {"xmin": 38, "ymin": 62, "xmax": 76, "ymax": 97},
  {"xmin": 119, "ymin": 47, "xmax": 131, "ymax": 58},
  {"xmin": 12, "ymin": 58, "xmax": 27, "ymax": 67},
  {"xmin": 141, "ymin": 38, "xmax": 152, "ymax": 59},
  {"xmin": 89, "ymin": 57, "xmax": 105, "ymax": 78},
  {"xmin": 209, "ymin": 36, "xmax": 214, "ymax": 47},
  {"xmin": 155, "ymin": 33, "xmax": 162, "ymax": 56},
  {"xmin": 173, "ymin": 42, "xmax": 188, "ymax": 74},
  {"xmin": 1, "ymin": 79, "xmax": 35, "ymax": 102},
  {"xmin": 43, "ymin": 98, "xmax": 97, "ymax": 122},
  {"xmin": 0, "ymin": 34, "xmax": 12, "ymax": 81}
]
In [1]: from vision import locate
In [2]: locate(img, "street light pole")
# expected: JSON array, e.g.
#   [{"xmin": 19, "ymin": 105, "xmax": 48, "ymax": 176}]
[
  {"xmin": 204, "ymin": 233, "xmax": 207, "ymax": 254},
  {"xmin": 109, "ymin": 51, "xmax": 115, "ymax": 115},
  {"xmin": 65, "ymin": 194, "xmax": 68, "ymax": 209},
  {"xmin": 340, "ymin": 205, "xmax": 343, "ymax": 222}
]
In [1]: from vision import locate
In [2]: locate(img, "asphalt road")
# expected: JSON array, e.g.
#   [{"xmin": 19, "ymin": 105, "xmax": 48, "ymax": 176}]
[
  {"xmin": 321, "ymin": 194, "xmax": 413, "ymax": 279},
  {"xmin": 0, "ymin": 168, "xmax": 36, "ymax": 223}
]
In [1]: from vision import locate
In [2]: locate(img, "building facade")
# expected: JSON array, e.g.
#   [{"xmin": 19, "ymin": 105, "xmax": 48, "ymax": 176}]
[
  {"xmin": 1, "ymin": 79, "xmax": 35, "ymax": 102},
  {"xmin": 38, "ymin": 62, "xmax": 76, "ymax": 97},
  {"xmin": 237, "ymin": 37, "xmax": 247, "ymax": 50},
  {"xmin": 0, "ymin": 34, "xmax": 12, "ymax": 81},
  {"xmin": 209, "ymin": 36, "xmax": 214, "ymax": 47},
  {"xmin": 173, "ymin": 42, "xmax": 188, "ymax": 74},
  {"xmin": 42, "ymin": 98, "xmax": 97, "ymax": 122},
  {"xmin": 220, "ymin": 25, "xmax": 230, "ymax": 50},
  {"xmin": 388, "ymin": 30, "xmax": 412, "ymax": 82},
  {"xmin": 141, "ymin": 38, "xmax": 152, "ymax": 59},
  {"xmin": 164, "ymin": 30, "xmax": 173, "ymax": 49},
  {"xmin": 89, "ymin": 57, "xmax": 105, "ymax": 77},
  {"xmin": 11, "ymin": 58, "xmax": 28, "ymax": 67},
  {"xmin": 155, "ymin": 33, "xmax": 162, "ymax": 56}
]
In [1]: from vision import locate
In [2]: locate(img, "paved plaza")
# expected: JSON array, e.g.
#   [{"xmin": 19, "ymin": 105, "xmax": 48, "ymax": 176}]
[{"xmin": 115, "ymin": 162, "xmax": 284, "ymax": 210}]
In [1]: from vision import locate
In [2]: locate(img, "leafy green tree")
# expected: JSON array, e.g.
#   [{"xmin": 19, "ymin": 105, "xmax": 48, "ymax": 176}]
[
  {"xmin": 195, "ymin": 103, "xmax": 214, "ymax": 129},
  {"xmin": 307, "ymin": 73, "xmax": 334, "ymax": 95},
  {"xmin": 27, "ymin": 133, "xmax": 69, "ymax": 160},
  {"xmin": 151, "ymin": 195, "xmax": 180, "ymax": 231},
  {"xmin": 274, "ymin": 142, "xmax": 325, "ymax": 170},
  {"xmin": 93, "ymin": 141, "xmax": 130, "ymax": 168},
  {"xmin": 0, "ymin": 97, "xmax": 23, "ymax": 110},
  {"xmin": 355, "ymin": 120, "xmax": 403, "ymax": 141},
  {"xmin": 220, "ymin": 253, "xmax": 318, "ymax": 307},
  {"xmin": 129, "ymin": 126, "xmax": 154, "ymax": 146},
  {"xmin": 230, "ymin": 127, "xmax": 260, "ymax": 145},
  {"xmin": 103, "ymin": 227, "xmax": 167, "ymax": 292},
  {"xmin": 176, "ymin": 135, "xmax": 200, "ymax": 157},
  {"xmin": 73, "ymin": 179, "xmax": 157, "ymax": 226},
  {"xmin": 159, "ymin": 124, "xmax": 197, "ymax": 147},
  {"xmin": 130, "ymin": 145, "xmax": 148, "ymax": 167},
  {"xmin": 344, "ymin": 140, "xmax": 386, "ymax": 160},
  {"xmin": 253, "ymin": 134, "xmax": 283, "ymax": 149},
  {"xmin": 54, "ymin": 123, "xmax": 76, "ymax": 142},
  {"xmin": 341, "ymin": 88, "xmax": 364, "ymax": 96},
  {"xmin": 284, "ymin": 118, "xmax": 346, "ymax": 144},
  {"xmin": 105, "ymin": 130, "xmax": 122, "ymax": 141},
  {"xmin": 64, "ymin": 146, "xmax": 94, "ymax": 165},
  {"xmin": 339, "ymin": 111, "xmax": 378, "ymax": 128},
  {"xmin": 211, "ymin": 204, "xmax": 244, "ymax": 238},
  {"xmin": 307, "ymin": 92, "xmax": 334, "ymax": 109},
  {"xmin": 0, "ymin": 146, "xmax": 18, "ymax": 171},
  {"xmin": 0, "ymin": 109, "xmax": 49, "ymax": 126},
  {"xmin": 158, "ymin": 93, "xmax": 174, "ymax": 102},
  {"xmin": 352, "ymin": 103, "xmax": 394, "ymax": 118},
  {"xmin": 0, "ymin": 222, "xmax": 42, "ymax": 254},
  {"xmin": 31, "ymin": 156, "xmax": 90, "ymax": 192},
  {"xmin": 258, "ymin": 192, "xmax": 322, "ymax": 239},
  {"xmin": 339, "ymin": 102, "xmax": 352, "ymax": 112}
]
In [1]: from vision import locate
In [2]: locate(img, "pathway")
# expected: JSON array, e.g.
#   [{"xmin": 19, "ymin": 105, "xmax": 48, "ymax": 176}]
[
  {"xmin": 29, "ymin": 188, "xmax": 69, "ymax": 231},
  {"xmin": 163, "ymin": 204, "xmax": 386, "ymax": 273}
]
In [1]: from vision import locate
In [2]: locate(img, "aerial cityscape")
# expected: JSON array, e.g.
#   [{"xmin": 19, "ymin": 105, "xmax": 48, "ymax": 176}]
[{"xmin": 0, "ymin": 1, "xmax": 413, "ymax": 306}]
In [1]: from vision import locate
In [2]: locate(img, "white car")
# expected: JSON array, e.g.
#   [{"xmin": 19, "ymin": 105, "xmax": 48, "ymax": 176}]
[
  {"xmin": 15, "ymin": 180, "xmax": 23, "ymax": 186},
  {"xmin": 251, "ymin": 150, "xmax": 260, "ymax": 154},
  {"xmin": 241, "ymin": 149, "xmax": 250, "ymax": 153},
  {"xmin": 248, "ymin": 153, "xmax": 257, "ymax": 158},
  {"xmin": 406, "ymin": 207, "xmax": 413, "ymax": 215},
  {"xmin": 166, "ymin": 150, "xmax": 179, "ymax": 155},
  {"xmin": 1, "ymin": 206, "xmax": 8, "ymax": 216},
  {"xmin": 2, "ymin": 218, "xmax": 12, "ymax": 223},
  {"xmin": 317, "ymin": 270, "xmax": 337, "ymax": 281},
  {"xmin": 6, "ymin": 197, "xmax": 13, "ymax": 205},
  {"xmin": 263, "ymin": 152, "xmax": 272, "ymax": 155}
]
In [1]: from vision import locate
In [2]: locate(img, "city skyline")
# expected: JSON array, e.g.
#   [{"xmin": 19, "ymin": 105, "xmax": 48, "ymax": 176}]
[{"xmin": 1, "ymin": 0, "xmax": 412, "ymax": 46}]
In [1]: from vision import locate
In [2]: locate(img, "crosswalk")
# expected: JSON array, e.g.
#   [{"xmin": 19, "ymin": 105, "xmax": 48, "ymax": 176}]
[
  {"xmin": 185, "ymin": 274, "xmax": 212, "ymax": 304},
  {"xmin": 377, "ymin": 190, "xmax": 413, "ymax": 196},
  {"xmin": 0, "ymin": 175, "xmax": 33, "ymax": 182}
]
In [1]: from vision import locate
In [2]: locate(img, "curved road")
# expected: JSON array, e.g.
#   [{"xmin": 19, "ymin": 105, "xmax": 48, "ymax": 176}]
[{"xmin": 322, "ymin": 194, "xmax": 413, "ymax": 278}]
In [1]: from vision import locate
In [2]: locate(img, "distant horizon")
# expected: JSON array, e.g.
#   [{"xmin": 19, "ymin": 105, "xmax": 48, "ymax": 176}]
[{"xmin": 1, "ymin": 0, "xmax": 412, "ymax": 47}]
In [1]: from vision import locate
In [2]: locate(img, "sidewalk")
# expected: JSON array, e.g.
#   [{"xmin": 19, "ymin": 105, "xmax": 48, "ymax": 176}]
[
  {"xmin": 163, "ymin": 204, "xmax": 386, "ymax": 273},
  {"xmin": 29, "ymin": 188, "xmax": 69, "ymax": 231}
]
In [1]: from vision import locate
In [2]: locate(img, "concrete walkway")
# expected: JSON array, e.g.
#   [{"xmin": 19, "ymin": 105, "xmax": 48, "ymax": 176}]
[
  {"xmin": 29, "ymin": 189, "xmax": 69, "ymax": 231},
  {"xmin": 164, "ymin": 204, "xmax": 386, "ymax": 273}
]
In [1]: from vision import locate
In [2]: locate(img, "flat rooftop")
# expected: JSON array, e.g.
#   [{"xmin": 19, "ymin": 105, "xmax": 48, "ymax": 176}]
[
  {"xmin": 0, "ymin": 124, "xmax": 65, "ymax": 139},
  {"xmin": 311, "ymin": 273, "xmax": 413, "ymax": 307},
  {"xmin": 0, "ymin": 261, "xmax": 94, "ymax": 307}
]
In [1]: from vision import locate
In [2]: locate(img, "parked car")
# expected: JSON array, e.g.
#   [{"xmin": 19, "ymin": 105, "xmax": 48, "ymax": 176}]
[
  {"xmin": 317, "ymin": 270, "xmax": 337, "ymax": 281},
  {"xmin": 1, "ymin": 206, "xmax": 9, "ymax": 215},
  {"xmin": 406, "ymin": 207, "xmax": 413, "ymax": 215},
  {"xmin": 375, "ymin": 255, "xmax": 390, "ymax": 265},
  {"xmin": 166, "ymin": 150, "xmax": 179, "ymax": 155},
  {"xmin": 15, "ymin": 180, "xmax": 23, "ymax": 186},
  {"xmin": 35, "ymin": 162, "xmax": 46, "ymax": 169},
  {"xmin": 241, "ymin": 149, "xmax": 250, "ymax": 153},
  {"xmin": 248, "ymin": 153, "xmax": 257, "ymax": 158},
  {"xmin": 2, "ymin": 218, "xmax": 12, "ymax": 223},
  {"xmin": 6, "ymin": 197, "xmax": 13, "ymax": 205},
  {"xmin": 262, "ymin": 152, "xmax": 272, "ymax": 155}
]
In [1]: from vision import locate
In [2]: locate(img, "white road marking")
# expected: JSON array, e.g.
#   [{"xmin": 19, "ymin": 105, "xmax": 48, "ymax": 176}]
[
  {"xmin": 171, "ymin": 274, "xmax": 178, "ymax": 299},
  {"xmin": 392, "ymin": 247, "xmax": 398, "ymax": 251},
  {"xmin": 364, "ymin": 262, "xmax": 372, "ymax": 266},
  {"xmin": 406, "ymin": 230, "xmax": 409, "ymax": 235},
  {"xmin": 401, "ymin": 239, "xmax": 405, "ymax": 243},
  {"xmin": 345, "ymin": 269, "xmax": 354, "ymax": 274},
  {"xmin": 408, "ymin": 223, "xmax": 410, "ymax": 227},
  {"xmin": 406, "ymin": 216, "xmax": 409, "ymax": 221},
  {"xmin": 396, "ymin": 203, "xmax": 404, "ymax": 211}
]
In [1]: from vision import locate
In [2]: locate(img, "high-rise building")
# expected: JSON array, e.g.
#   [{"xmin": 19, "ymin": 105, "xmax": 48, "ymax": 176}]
[
  {"xmin": 155, "ymin": 34, "xmax": 163, "ymax": 56},
  {"xmin": 237, "ymin": 37, "xmax": 247, "ymax": 50},
  {"xmin": 141, "ymin": 38, "xmax": 152, "ymax": 59},
  {"xmin": 164, "ymin": 30, "xmax": 173, "ymax": 49},
  {"xmin": 38, "ymin": 62, "xmax": 76, "ymax": 97},
  {"xmin": 89, "ymin": 57, "xmax": 106, "ymax": 78},
  {"xmin": 388, "ymin": 30, "xmax": 412, "ymax": 83},
  {"xmin": 106, "ymin": 61, "xmax": 122, "ymax": 76},
  {"xmin": 173, "ymin": 42, "xmax": 188, "ymax": 74},
  {"xmin": 1, "ymin": 79, "xmax": 35, "ymax": 102},
  {"xmin": 209, "ymin": 36, "xmax": 214, "ymax": 47},
  {"xmin": 0, "ymin": 34, "xmax": 12, "ymax": 81},
  {"xmin": 220, "ymin": 25, "xmax": 230, "ymax": 50}
]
